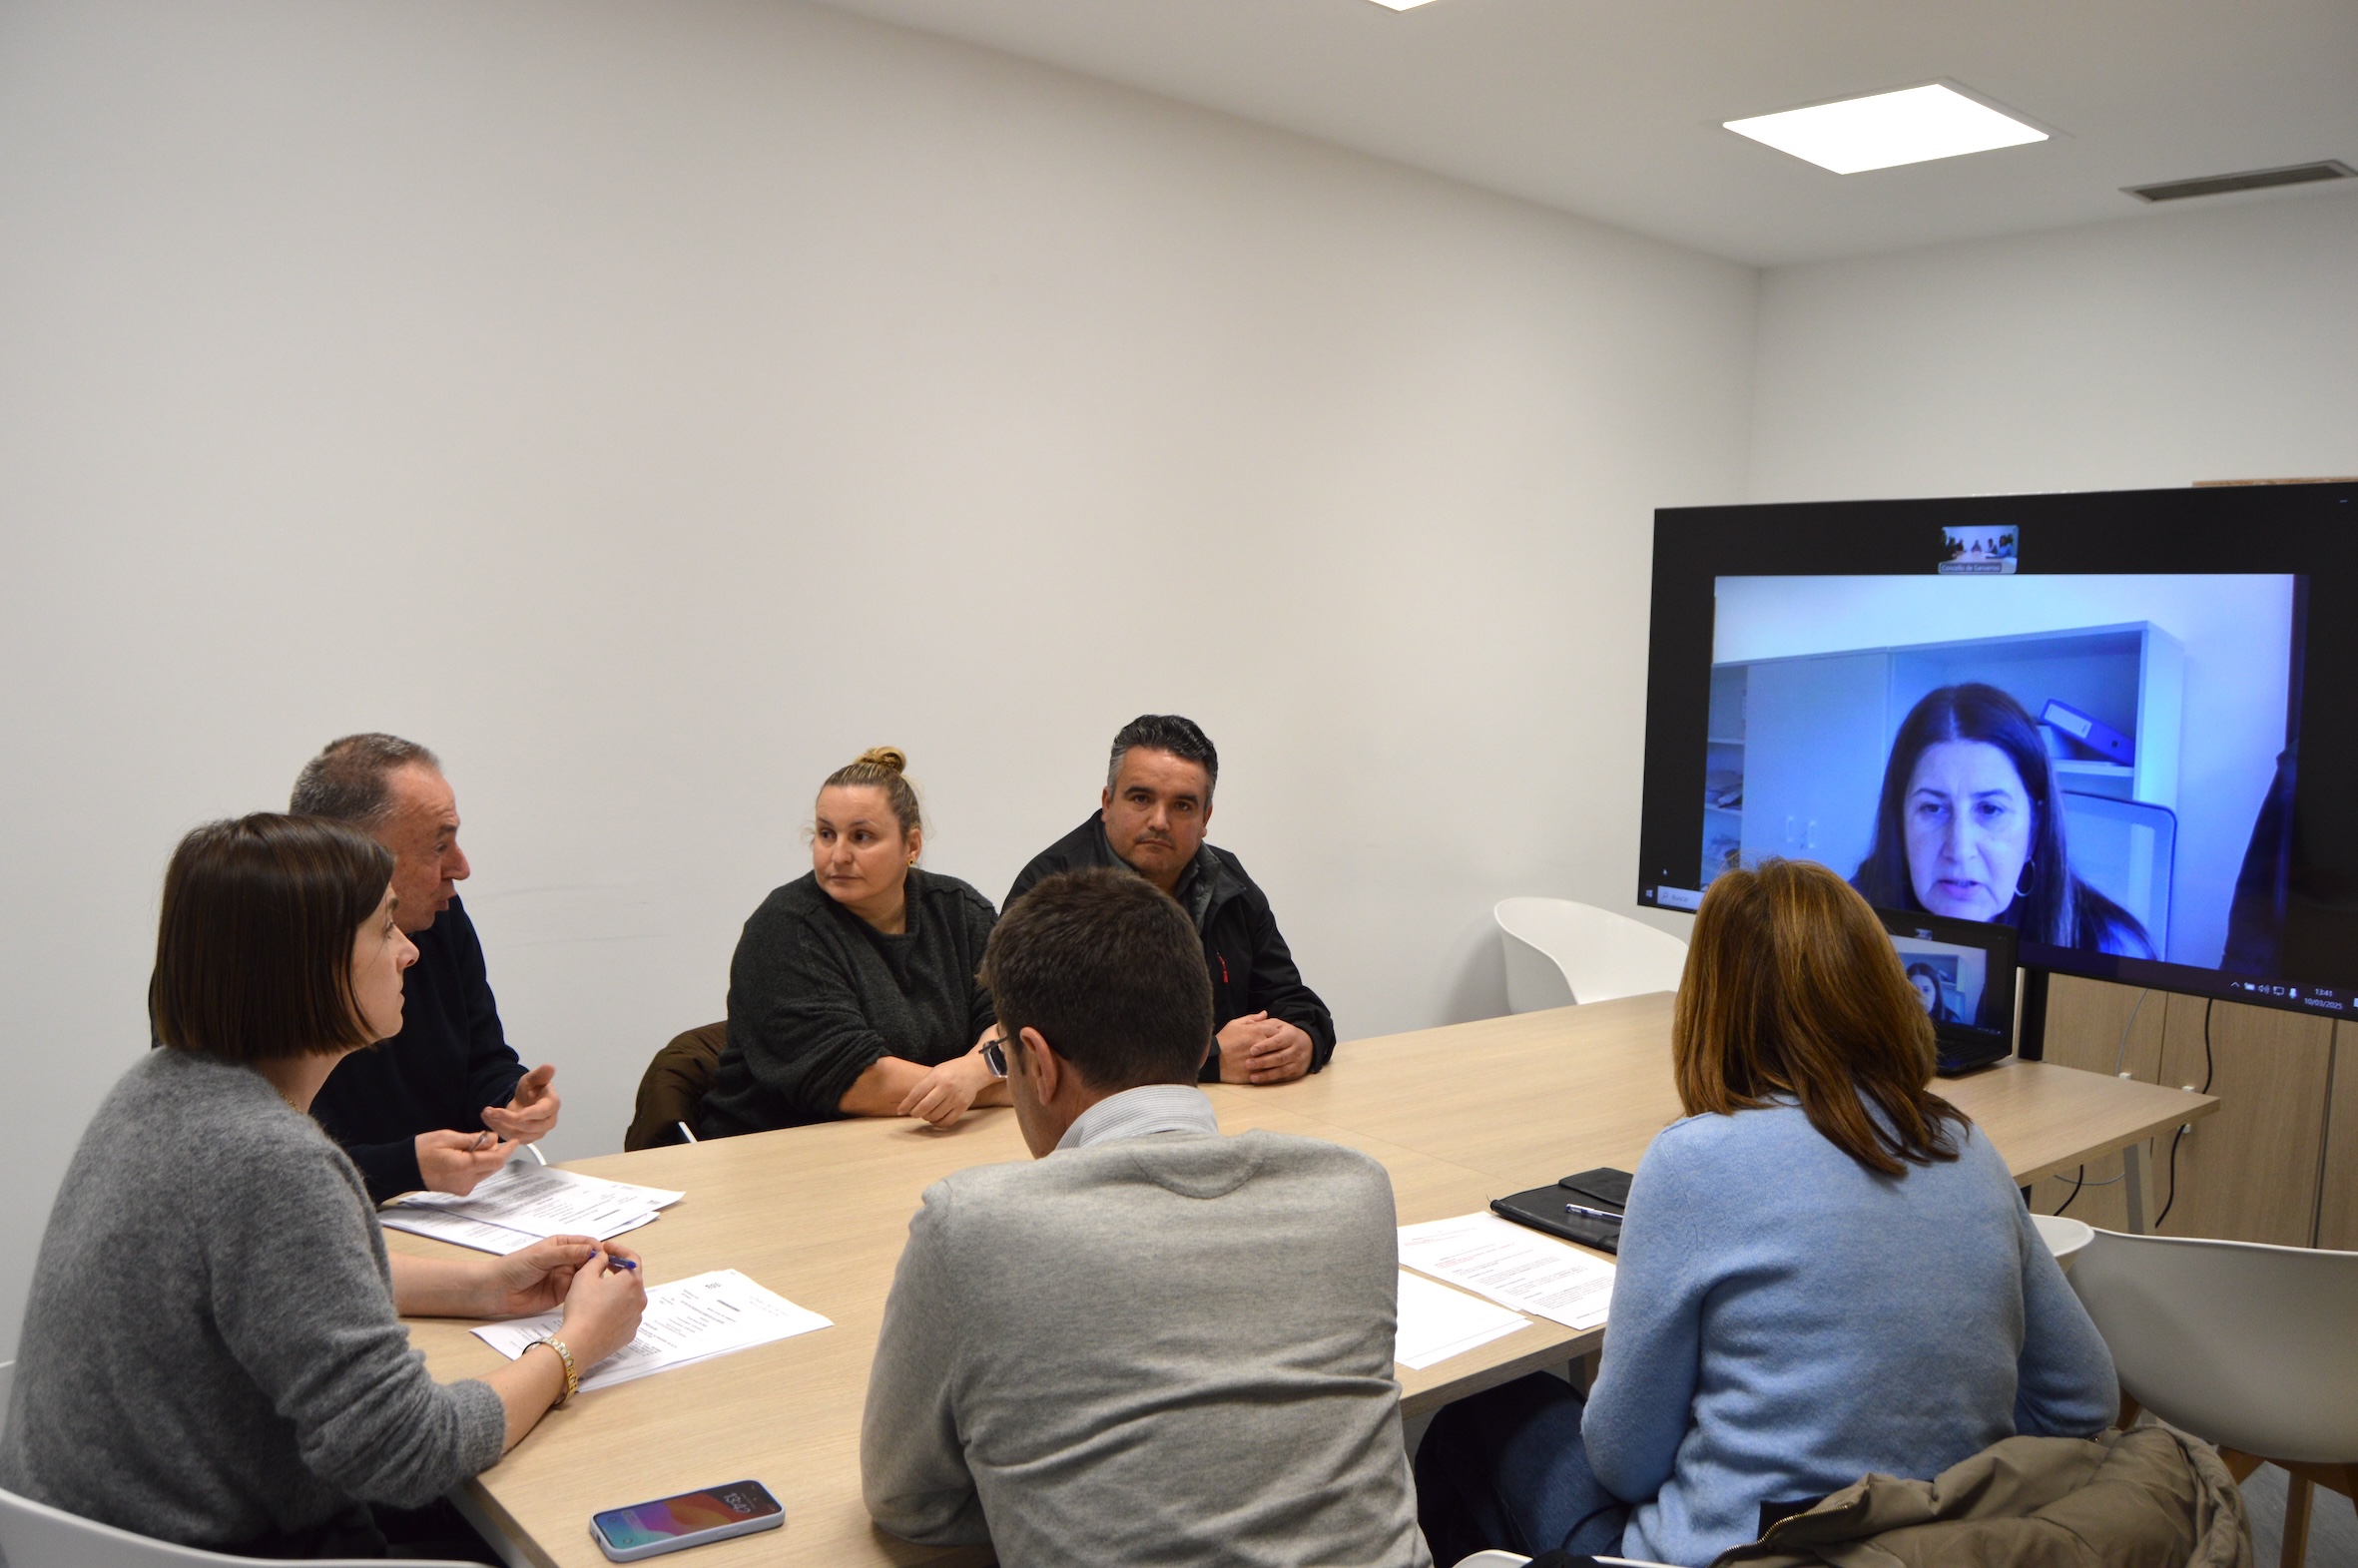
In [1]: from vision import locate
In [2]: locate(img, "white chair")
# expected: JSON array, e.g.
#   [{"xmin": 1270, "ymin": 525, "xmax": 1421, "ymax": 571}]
[
  {"xmin": 0, "ymin": 1362, "xmax": 480, "ymax": 1568},
  {"xmin": 2031, "ymin": 1213, "xmax": 2094, "ymax": 1271},
  {"xmin": 2066, "ymin": 1230, "xmax": 2358, "ymax": 1568},
  {"xmin": 1495, "ymin": 898, "xmax": 1689, "ymax": 1013}
]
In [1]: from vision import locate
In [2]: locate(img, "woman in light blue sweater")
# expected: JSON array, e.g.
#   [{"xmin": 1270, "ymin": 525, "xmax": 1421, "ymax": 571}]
[{"xmin": 1417, "ymin": 859, "xmax": 2117, "ymax": 1568}]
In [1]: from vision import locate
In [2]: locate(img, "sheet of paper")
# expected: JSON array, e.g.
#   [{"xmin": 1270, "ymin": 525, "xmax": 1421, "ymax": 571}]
[
  {"xmin": 472, "ymin": 1269, "xmax": 832, "ymax": 1393},
  {"xmin": 1395, "ymin": 1270, "xmax": 1531, "ymax": 1370},
  {"xmin": 385, "ymin": 1161, "xmax": 683, "ymax": 1247},
  {"xmin": 1399, "ymin": 1213, "xmax": 1616, "ymax": 1330},
  {"xmin": 376, "ymin": 1210, "xmax": 547, "ymax": 1255}
]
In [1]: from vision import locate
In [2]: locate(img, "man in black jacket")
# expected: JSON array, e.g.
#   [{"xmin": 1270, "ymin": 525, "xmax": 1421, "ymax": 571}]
[
  {"xmin": 294, "ymin": 734, "xmax": 561, "ymax": 1202},
  {"xmin": 1006, "ymin": 716, "xmax": 1335, "ymax": 1084}
]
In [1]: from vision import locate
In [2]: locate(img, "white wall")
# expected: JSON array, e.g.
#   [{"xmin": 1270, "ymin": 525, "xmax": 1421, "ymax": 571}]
[
  {"xmin": 0, "ymin": 0, "xmax": 1754, "ymax": 1349},
  {"xmin": 1749, "ymin": 189, "xmax": 2358, "ymax": 501}
]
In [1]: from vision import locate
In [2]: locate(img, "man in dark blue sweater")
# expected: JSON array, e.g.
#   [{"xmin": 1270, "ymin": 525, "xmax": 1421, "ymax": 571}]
[{"xmin": 295, "ymin": 735, "xmax": 561, "ymax": 1203}]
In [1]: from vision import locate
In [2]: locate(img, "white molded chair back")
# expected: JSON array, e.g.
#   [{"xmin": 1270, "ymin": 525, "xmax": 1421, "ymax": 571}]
[
  {"xmin": 2030, "ymin": 1214, "xmax": 2094, "ymax": 1271},
  {"xmin": 2066, "ymin": 1230, "xmax": 2358, "ymax": 1464},
  {"xmin": 0, "ymin": 1361, "xmax": 477, "ymax": 1568},
  {"xmin": 1495, "ymin": 898, "xmax": 1689, "ymax": 1012}
]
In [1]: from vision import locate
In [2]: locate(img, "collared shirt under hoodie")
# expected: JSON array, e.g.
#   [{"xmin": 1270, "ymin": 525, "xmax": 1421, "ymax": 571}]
[
  {"xmin": 1006, "ymin": 816, "xmax": 1337, "ymax": 1080},
  {"xmin": 861, "ymin": 1114, "xmax": 1429, "ymax": 1568},
  {"xmin": 701, "ymin": 867, "xmax": 999, "ymax": 1136},
  {"xmin": 1056, "ymin": 1083, "xmax": 1221, "ymax": 1151}
]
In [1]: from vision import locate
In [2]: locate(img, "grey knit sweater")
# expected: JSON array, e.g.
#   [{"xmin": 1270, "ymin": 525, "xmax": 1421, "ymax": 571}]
[
  {"xmin": 0, "ymin": 1050, "xmax": 505, "ymax": 1548},
  {"xmin": 862, "ymin": 1127, "xmax": 1434, "ymax": 1568}
]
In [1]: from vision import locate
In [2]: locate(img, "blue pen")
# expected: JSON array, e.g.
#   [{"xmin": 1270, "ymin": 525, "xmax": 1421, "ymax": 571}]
[{"xmin": 1564, "ymin": 1203, "xmax": 1624, "ymax": 1225}]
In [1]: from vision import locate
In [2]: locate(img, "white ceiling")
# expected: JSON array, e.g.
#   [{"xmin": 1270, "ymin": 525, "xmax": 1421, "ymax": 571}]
[{"xmin": 812, "ymin": 0, "xmax": 2358, "ymax": 265}]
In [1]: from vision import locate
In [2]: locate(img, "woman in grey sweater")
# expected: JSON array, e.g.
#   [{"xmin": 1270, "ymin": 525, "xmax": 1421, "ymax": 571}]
[{"xmin": 0, "ymin": 814, "xmax": 647, "ymax": 1557}]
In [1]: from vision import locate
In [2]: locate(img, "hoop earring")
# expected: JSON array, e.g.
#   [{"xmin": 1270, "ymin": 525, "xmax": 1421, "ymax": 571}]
[{"xmin": 2016, "ymin": 858, "xmax": 2038, "ymax": 898}]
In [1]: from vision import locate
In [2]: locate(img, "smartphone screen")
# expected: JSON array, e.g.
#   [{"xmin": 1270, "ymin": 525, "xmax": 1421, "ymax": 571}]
[{"xmin": 592, "ymin": 1482, "xmax": 780, "ymax": 1550}]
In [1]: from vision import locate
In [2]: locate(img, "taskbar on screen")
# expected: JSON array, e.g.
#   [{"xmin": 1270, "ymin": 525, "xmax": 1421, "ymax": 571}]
[
  {"xmin": 2017, "ymin": 944, "xmax": 2354, "ymax": 1020},
  {"xmin": 1639, "ymin": 886, "xmax": 2351, "ymax": 1020}
]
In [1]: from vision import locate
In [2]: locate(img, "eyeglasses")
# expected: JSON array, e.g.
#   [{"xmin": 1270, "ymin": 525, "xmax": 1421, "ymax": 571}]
[{"xmin": 982, "ymin": 1038, "xmax": 1008, "ymax": 1079}]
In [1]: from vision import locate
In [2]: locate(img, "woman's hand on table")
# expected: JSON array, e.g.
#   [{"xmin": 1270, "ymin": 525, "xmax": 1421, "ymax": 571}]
[
  {"xmin": 482, "ymin": 1244, "xmax": 647, "ymax": 1449},
  {"xmin": 896, "ymin": 1047, "xmax": 1004, "ymax": 1128},
  {"xmin": 473, "ymin": 1236, "xmax": 640, "ymax": 1319},
  {"xmin": 556, "ymin": 1244, "xmax": 649, "ymax": 1366}
]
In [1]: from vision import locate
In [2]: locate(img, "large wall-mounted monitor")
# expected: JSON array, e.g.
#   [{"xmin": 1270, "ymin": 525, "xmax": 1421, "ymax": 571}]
[{"xmin": 1636, "ymin": 482, "xmax": 2358, "ymax": 1022}]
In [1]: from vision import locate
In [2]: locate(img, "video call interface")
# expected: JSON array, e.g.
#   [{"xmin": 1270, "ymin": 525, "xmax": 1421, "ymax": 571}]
[
  {"xmin": 1637, "ymin": 486, "xmax": 2358, "ymax": 1019},
  {"xmin": 1891, "ymin": 930, "xmax": 1997, "ymax": 1036}
]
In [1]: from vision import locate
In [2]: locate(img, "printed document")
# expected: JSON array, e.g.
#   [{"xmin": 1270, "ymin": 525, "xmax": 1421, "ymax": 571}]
[
  {"xmin": 382, "ymin": 1161, "xmax": 684, "ymax": 1253},
  {"xmin": 1398, "ymin": 1213, "xmax": 1615, "ymax": 1330},
  {"xmin": 472, "ymin": 1269, "xmax": 831, "ymax": 1393},
  {"xmin": 1395, "ymin": 1270, "xmax": 1530, "ymax": 1370},
  {"xmin": 380, "ymin": 1213, "xmax": 547, "ymax": 1256}
]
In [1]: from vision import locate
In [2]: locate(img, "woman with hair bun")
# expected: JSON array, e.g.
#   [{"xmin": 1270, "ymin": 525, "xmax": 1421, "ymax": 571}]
[{"xmin": 701, "ymin": 749, "xmax": 1004, "ymax": 1136}]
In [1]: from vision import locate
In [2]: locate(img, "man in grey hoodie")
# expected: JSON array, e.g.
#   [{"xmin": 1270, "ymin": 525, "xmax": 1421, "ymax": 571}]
[{"xmin": 861, "ymin": 866, "xmax": 1430, "ymax": 1568}]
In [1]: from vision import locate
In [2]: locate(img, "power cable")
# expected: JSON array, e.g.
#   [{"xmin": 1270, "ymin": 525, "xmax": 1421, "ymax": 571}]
[
  {"xmin": 2152, "ymin": 998, "xmax": 2216, "ymax": 1231},
  {"xmin": 2110, "ymin": 988, "xmax": 2150, "ymax": 1077}
]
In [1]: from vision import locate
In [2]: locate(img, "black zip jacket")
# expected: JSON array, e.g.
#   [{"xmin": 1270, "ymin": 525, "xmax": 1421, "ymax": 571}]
[{"xmin": 1006, "ymin": 816, "xmax": 1337, "ymax": 1081}]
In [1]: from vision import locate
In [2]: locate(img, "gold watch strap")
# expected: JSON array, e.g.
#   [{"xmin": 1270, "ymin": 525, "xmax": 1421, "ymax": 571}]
[{"xmin": 538, "ymin": 1333, "xmax": 579, "ymax": 1406}]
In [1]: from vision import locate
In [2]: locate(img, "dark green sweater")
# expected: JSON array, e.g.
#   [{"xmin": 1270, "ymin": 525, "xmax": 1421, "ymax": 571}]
[{"xmin": 701, "ymin": 869, "xmax": 998, "ymax": 1136}]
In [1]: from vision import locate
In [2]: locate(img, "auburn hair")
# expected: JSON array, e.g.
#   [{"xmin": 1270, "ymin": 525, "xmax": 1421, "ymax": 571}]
[{"xmin": 1673, "ymin": 857, "xmax": 1968, "ymax": 1176}]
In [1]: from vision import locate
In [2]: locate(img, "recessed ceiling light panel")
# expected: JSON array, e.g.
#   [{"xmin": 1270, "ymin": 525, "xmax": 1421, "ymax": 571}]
[
  {"xmin": 1367, "ymin": 0, "xmax": 1443, "ymax": 9},
  {"xmin": 1724, "ymin": 84, "xmax": 2048, "ymax": 175}
]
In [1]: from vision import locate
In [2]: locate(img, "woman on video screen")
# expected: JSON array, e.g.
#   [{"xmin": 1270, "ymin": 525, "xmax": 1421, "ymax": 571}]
[
  {"xmin": 1853, "ymin": 683, "xmax": 2154, "ymax": 959},
  {"xmin": 1904, "ymin": 961, "xmax": 1958, "ymax": 1024}
]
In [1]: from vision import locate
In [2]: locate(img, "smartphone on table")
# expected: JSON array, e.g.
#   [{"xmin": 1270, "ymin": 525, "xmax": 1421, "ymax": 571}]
[{"xmin": 590, "ymin": 1481, "xmax": 784, "ymax": 1561}]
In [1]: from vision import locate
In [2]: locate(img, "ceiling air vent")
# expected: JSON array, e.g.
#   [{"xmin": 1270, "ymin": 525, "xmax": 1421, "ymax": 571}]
[{"xmin": 2124, "ymin": 160, "xmax": 2354, "ymax": 203}]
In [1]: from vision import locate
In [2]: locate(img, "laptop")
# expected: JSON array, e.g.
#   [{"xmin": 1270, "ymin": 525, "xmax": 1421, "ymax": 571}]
[{"xmin": 1873, "ymin": 906, "xmax": 2019, "ymax": 1076}]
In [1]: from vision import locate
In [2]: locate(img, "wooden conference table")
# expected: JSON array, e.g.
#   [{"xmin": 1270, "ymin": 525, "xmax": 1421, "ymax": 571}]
[{"xmin": 391, "ymin": 993, "xmax": 2218, "ymax": 1568}]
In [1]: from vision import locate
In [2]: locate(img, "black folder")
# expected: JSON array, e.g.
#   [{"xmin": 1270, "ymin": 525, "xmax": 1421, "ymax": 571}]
[
  {"xmin": 1556, "ymin": 1167, "xmax": 1632, "ymax": 1209},
  {"xmin": 1489, "ymin": 1185, "xmax": 1622, "ymax": 1255}
]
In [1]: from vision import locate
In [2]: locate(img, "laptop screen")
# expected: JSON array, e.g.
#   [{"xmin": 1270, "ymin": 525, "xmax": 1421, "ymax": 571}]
[{"xmin": 1874, "ymin": 906, "xmax": 2019, "ymax": 1070}]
